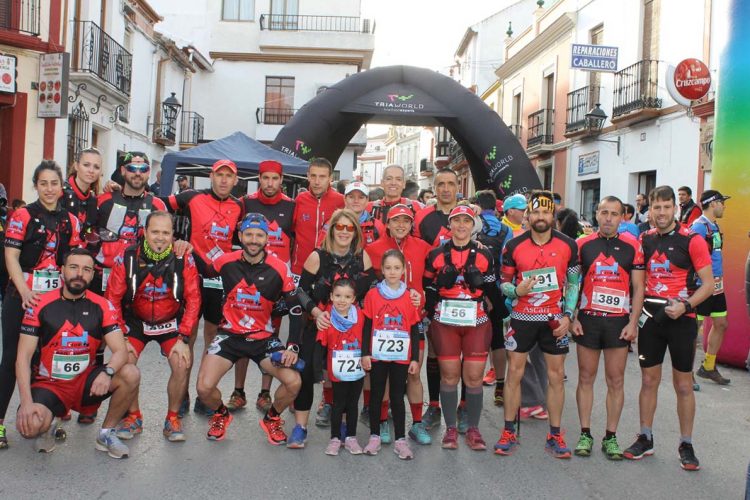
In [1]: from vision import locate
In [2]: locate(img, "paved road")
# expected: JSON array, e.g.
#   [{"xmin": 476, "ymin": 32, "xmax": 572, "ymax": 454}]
[{"xmin": 1, "ymin": 322, "xmax": 748, "ymax": 499}]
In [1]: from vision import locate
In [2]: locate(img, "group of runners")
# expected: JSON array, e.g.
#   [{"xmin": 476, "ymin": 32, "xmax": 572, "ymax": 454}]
[{"xmin": 0, "ymin": 152, "xmax": 730, "ymax": 471}]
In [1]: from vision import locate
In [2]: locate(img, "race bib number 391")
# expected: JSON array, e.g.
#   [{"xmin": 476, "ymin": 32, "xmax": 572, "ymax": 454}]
[
  {"xmin": 521, "ymin": 267, "xmax": 559, "ymax": 293},
  {"xmin": 332, "ymin": 349, "xmax": 364, "ymax": 381},
  {"xmin": 372, "ymin": 330, "xmax": 410, "ymax": 362}
]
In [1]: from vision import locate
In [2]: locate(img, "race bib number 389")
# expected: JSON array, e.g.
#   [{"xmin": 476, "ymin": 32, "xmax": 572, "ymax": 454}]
[
  {"xmin": 591, "ymin": 286, "xmax": 627, "ymax": 314},
  {"xmin": 372, "ymin": 330, "xmax": 410, "ymax": 362}
]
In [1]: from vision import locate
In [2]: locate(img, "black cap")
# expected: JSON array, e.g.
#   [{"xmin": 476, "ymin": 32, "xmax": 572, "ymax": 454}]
[
  {"xmin": 700, "ymin": 190, "xmax": 730, "ymax": 205},
  {"xmin": 176, "ymin": 175, "xmax": 188, "ymax": 181}
]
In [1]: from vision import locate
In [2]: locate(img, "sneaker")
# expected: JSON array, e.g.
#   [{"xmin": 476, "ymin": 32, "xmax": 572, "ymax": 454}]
[
  {"xmin": 364, "ymin": 435, "xmax": 382, "ymax": 455},
  {"xmin": 345, "ymin": 436, "xmax": 363, "ymax": 455},
  {"xmin": 34, "ymin": 419, "xmax": 58, "ymax": 453},
  {"xmin": 519, "ymin": 406, "xmax": 543, "ymax": 419},
  {"xmin": 163, "ymin": 415, "xmax": 186, "ymax": 442},
  {"xmin": 77, "ymin": 411, "xmax": 97, "ymax": 424},
  {"xmin": 0, "ymin": 424, "xmax": 7, "ymax": 449},
  {"xmin": 207, "ymin": 412, "xmax": 233, "ymax": 441},
  {"xmin": 359, "ymin": 406, "xmax": 370, "ymax": 428},
  {"xmin": 494, "ymin": 428, "xmax": 519, "ymax": 456},
  {"xmin": 574, "ymin": 433, "xmax": 594, "ymax": 457},
  {"xmin": 315, "ymin": 403, "xmax": 332, "ymax": 427},
  {"xmin": 545, "ymin": 432, "xmax": 572, "ymax": 459},
  {"xmin": 177, "ymin": 396, "xmax": 190, "ymax": 419},
  {"xmin": 457, "ymin": 405, "xmax": 469, "ymax": 434},
  {"xmin": 325, "ymin": 437, "xmax": 341, "ymax": 456},
  {"xmin": 194, "ymin": 398, "xmax": 215, "ymax": 417},
  {"xmin": 286, "ymin": 424, "xmax": 307, "ymax": 449},
  {"xmin": 533, "ymin": 409, "xmax": 549, "ymax": 420},
  {"xmin": 259, "ymin": 417, "xmax": 287, "ymax": 445},
  {"xmin": 493, "ymin": 386, "xmax": 504, "ymax": 406},
  {"xmin": 692, "ymin": 373, "xmax": 701, "ymax": 392},
  {"xmin": 624, "ymin": 434, "xmax": 655, "ymax": 460},
  {"xmin": 408, "ymin": 422, "xmax": 432, "ymax": 445},
  {"xmin": 602, "ymin": 435, "xmax": 623, "ymax": 461},
  {"xmin": 379, "ymin": 421, "xmax": 392, "ymax": 444},
  {"xmin": 95, "ymin": 429, "xmax": 130, "ymax": 459},
  {"xmin": 422, "ymin": 405, "xmax": 442, "ymax": 431},
  {"xmin": 696, "ymin": 365, "xmax": 730, "ymax": 385},
  {"xmin": 465, "ymin": 427, "xmax": 487, "ymax": 451},
  {"xmin": 441, "ymin": 426, "xmax": 459, "ymax": 449},
  {"xmin": 678, "ymin": 442, "xmax": 700, "ymax": 471},
  {"xmin": 226, "ymin": 390, "xmax": 247, "ymax": 412},
  {"xmin": 482, "ymin": 368, "xmax": 496, "ymax": 386},
  {"xmin": 394, "ymin": 438, "xmax": 414, "ymax": 460},
  {"xmin": 255, "ymin": 391, "xmax": 272, "ymax": 412},
  {"xmin": 115, "ymin": 413, "xmax": 143, "ymax": 440}
]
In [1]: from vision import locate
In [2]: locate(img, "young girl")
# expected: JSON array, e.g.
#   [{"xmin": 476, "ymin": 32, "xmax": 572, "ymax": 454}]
[
  {"xmin": 315, "ymin": 278, "xmax": 366, "ymax": 456},
  {"xmin": 362, "ymin": 249, "xmax": 420, "ymax": 460}
]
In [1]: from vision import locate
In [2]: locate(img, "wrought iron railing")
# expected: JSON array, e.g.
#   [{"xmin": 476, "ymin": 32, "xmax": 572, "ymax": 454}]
[
  {"xmin": 155, "ymin": 121, "xmax": 176, "ymax": 143},
  {"xmin": 613, "ymin": 59, "xmax": 662, "ymax": 118},
  {"xmin": 180, "ymin": 111, "xmax": 204, "ymax": 144},
  {"xmin": 0, "ymin": 0, "xmax": 39, "ymax": 35},
  {"xmin": 260, "ymin": 14, "xmax": 374, "ymax": 33},
  {"xmin": 566, "ymin": 85, "xmax": 600, "ymax": 133},
  {"xmin": 72, "ymin": 21, "xmax": 132, "ymax": 96},
  {"xmin": 256, "ymin": 107, "xmax": 297, "ymax": 125},
  {"xmin": 527, "ymin": 109, "xmax": 554, "ymax": 147}
]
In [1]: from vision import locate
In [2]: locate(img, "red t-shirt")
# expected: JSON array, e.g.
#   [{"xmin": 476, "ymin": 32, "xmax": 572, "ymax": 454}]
[
  {"xmin": 316, "ymin": 305, "xmax": 365, "ymax": 382},
  {"xmin": 363, "ymin": 287, "xmax": 420, "ymax": 365}
]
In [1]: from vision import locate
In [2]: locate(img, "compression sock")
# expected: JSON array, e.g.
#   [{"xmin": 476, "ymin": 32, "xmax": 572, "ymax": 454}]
[
  {"xmin": 426, "ymin": 357, "xmax": 441, "ymax": 404},
  {"xmin": 465, "ymin": 386, "xmax": 483, "ymax": 428},
  {"xmin": 440, "ymin": 384, "xmax": 458, "ymax": 427},
  {"xmin": 460, "ymin": 380, "xmax": 467, "ymax": 404},
  {"xmin": 703, "ymin": 353, "xmax": 717, "ymax": 371},
  {"xmin": 410, "ymin": 403, "xmax": 423, "ymax": 423}
]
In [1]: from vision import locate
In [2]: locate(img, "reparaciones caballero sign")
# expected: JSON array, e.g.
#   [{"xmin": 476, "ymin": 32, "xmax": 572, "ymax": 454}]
[{"xmin": 571, "ymin": 44, "xmax": 619, "ymax": 72}]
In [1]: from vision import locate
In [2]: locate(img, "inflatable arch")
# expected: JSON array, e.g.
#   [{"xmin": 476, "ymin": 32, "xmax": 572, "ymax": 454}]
[{"xmin": 271, "ymin": 65, "xmax": 541, "ymax": 198}]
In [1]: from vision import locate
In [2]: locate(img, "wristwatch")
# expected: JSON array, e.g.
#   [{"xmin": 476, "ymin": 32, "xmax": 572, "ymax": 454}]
[
  {"xmin": 681, "ymin": 299, "xmax": 694, "ymax": 314},
  {"xmin": 286, "ymin": 344, "xmax": 300, "ymax": 354},
  {"xmin": 563, "ymin": 311, "xmax": 574, "ymax": 320},
  {"xmin": 180, "ymin": 334, "xmax": 190, "ymax": 345},
  {"xmin": 104, "ymin": 366, "xmax": 115, "ymax": 377}
]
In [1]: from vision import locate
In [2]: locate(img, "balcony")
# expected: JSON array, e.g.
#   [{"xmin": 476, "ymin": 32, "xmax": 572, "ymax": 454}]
[
  {"xmin": 153, "ymin": 122, "xmax": 176, "ymax": 147},
  {"xmin": 0, "ymin": 0, "xmax": 40, "ymax": 36},
  {"xmin": 180, "ymin": 111, "xmax": 204, "ymax": 147},
  {"xmin": 565, "ymin": 85, "xmax": 600, "ymax": 136},
  {"xmin": 527, "ymin": 108, "xmax": 554, "ymax": 152},
  {"xmin": 256, "ymin": 107, "xmax": 297, "ymax": 125},
  {"xmin": 71, "ymin": 21, "xmax": 132, "ymax": 102},
  {"xmin": 260, "ymin": 14, "xmax": 373, "ymax": 33},
  {"xmin": 612, "ymin": 59, "xmax": 662, "ymax": 124}
]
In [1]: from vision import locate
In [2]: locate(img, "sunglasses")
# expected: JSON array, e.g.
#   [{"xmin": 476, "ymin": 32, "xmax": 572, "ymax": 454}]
[
  {"xmin": 124, "ymin": 163, "xmax": 150, "ymax": 173},
  {"xmin": 334, "ymin": 223, "xmax": 356, "ymax": 232}
]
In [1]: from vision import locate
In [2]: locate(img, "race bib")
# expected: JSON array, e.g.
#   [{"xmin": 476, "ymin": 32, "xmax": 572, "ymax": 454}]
[
  {"xmin": 591, "ymin": 286, "xmax": 627, "ymax": 314},
  {"xmin": 332, "ymin": 349, "xmax": 364, "ymax": 381},
  {"xmin": 101, "ymin": 267, "xmax": 111, "ymax": 292},
  {"xmin": 32, "ymin": 270, "xmax": 61, "ymax": 292},
  {"xmin": 522, "ymin": 267, "xmax": 559, "ymax": 293},
  {"xmin": 142, "ymin": 318, "xmax": 178, "ymax": 336},
  {"xmin": 713, "ymin": 277, "xmax": 724, "ymax": 295},
  {"xmin": 439, "ymin": 299, "xmax": 477, "ymax": 327},
  {"xmin": 291, "ymin": 273, "xmax": 301, "ymax": 287},
  {"xmin": 206, "ymin": 245, "xmax": 224, "ymax": 262},
  {"xmin": 203, "ymin": 276, "xmax": 223, "ymax": 290},
  {"xmin": 51, "ymin": 352, "xmax": 90, "ymax": 380},
  {"xmin": 372, "ymin": 330, "xmax": 410, "ymax": 362}
]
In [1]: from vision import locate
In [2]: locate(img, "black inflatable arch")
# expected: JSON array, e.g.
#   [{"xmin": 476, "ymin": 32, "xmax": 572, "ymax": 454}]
[{"xmin": 271, "ymin": 65, "xmax": 541, "ymax": 197}]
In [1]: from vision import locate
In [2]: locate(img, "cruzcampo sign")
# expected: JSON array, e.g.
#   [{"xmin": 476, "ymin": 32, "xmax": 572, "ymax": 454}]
[{"xmin": 571, "ymin": 44, "xmax": 619, "ymax": 72}]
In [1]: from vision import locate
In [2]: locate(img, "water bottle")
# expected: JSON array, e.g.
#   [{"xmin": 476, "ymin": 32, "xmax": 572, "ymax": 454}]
[
  {"xmin": 269, "ymin": 350, "xmax": 306, "ymax": 372},
  {"xmin": 547, "ymin": 313, "xmax": 560, "ymax": 330}
]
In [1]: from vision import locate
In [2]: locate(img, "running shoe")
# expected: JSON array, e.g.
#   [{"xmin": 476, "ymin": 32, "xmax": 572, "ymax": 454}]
[
  {"xmin": 363, "ymin": 435, "xmax": 381, "ymax": 455},
  {"xmin": 696, "ymin": 365, "xmax": 730, "ymax": 385},
  {"xmin": 256, "ymin": 391, "xmax": 273, "ymax": 412},
  {"xmin": 259, "ymin": 417, "xmax": 287, "ymax": 445},
  {"xmin": 226, "ymin": 390, "xmax": 247, "ymax": 412},
  {"xmin": 482, "ymin": 368, "xmax": 496, "ymax": 386},
  {"xmin": 178, "ymin": 396, "xmax": 190, "ymax": 419},
  {"xmin": 207, "ymin": 412, "xmax": 233, "ymax": 441},
  {"xmin": 77, "ymin": 411, "xmax": 97, "ymax": 424},
  {"xmin": 345, "ymin": 436, "xmax": 363, "ymax": 455},
  {"xmin": 325, "ymin": 437, "xmax": 341, "ymax": 456},
  {"xmin": 359, "ymin": 406, "xmax": 370, "ymax": 427},
  {"xmin": 574, "ymin": 433, "xmax": 594, "ymax": 457},
  {"xmin": 422, "ymin": 405, "xmax": 442, "ymax": 431},
  {"xmin": 95, "ymin": 429, "xmax": 130, "ymax": 459},
  {"xmin": 286, "ymin": 424, "xmax": 307, "ymax": 449},
  {"xmin": 519, "ymin": 405, "xmax": 544, "ymax": 419},
  {"xmin": 379, "ymin": 421, "xmax": 392, "ymax": 444},
  {"xmin": 115, "ymin": 413, "xmax": 143, "ymax": 440},
  {"xmin": 315, "ymin": 403, "xmax": 332, "ymax": 427},
  {"xmin": 0, "ymin": 424, "xmax": 7, "ymax": 449},
  {"xmin": 493, "ymin": 386, "xmax": 504, "ymax": 406},
  {"xmin": 163, "ymin": 415, "xmax": 186, "ymax": 442},
  {"xmin": 457, "ymin": 405, "xmax": 469, "ymax": 434},
  {"xmin": 465, "ymin": 427, "xmax": 487, "ymax": 451},
  {"xmin": 194, "ymin": 398, "xmax": 215, "ymax": 417},
  {"xmin": 623, "ymin": 434, "xmax": 654, "ymax": 460},
  {"xmin": 494, "ymin": 429, "xmax": 519, "ymax": 456},
  {"xmin": 602, "ymin": 435, "xmax": 623, "ymax": 461},
  {"xmin": 678, "ymin": 442, "xmax": 700, "ymax": 471},
  {"xmin": 61, "ymin": 410, "xmax": 72, "ymax": 421},
  {"xmin": 533, "ymin": 409, "xmax": 549, "ymax": 420},
  {"xmin": 34, "ymin": 418, "xmax": 58, "ymax": 453},
  {"xmin": 394, "ymin": 438, "xmax": 414, "ymax": 460},
  {"xmin": 441, "ymin": 426, "xmax": 459, "ymax": 449},
  {"xmin": 408, "ymin": 422, "xmax": 432, "ymax": 445},
  {"xmin": 545, "ymin": 432, "xmax": 572, "ymax": 459}
]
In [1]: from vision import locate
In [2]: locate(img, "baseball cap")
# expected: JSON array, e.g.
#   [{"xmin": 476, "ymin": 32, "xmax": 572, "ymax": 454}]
[
  {"xmin": 176, "ymin": 175, "xmax": 187, "ymax": 181},
  {"xmin": 387, "ymin": 204, "xmax": 414, "ymax": 221},
  {"xmin": 448, "ymin": 205, "xmax": 476, "ymax": 223},
  {"xmin": 212, "ymin": 159, "xmax": 238, "ymax": 174},
  {"xmin": 503, "ymin": 194, "xmax": 527, "ymax": 211},
  {"xmin": 239, "ymin": 213, "xmax": 269, "ymax": 234},
  {"xmin": 700, "ymin": 190, "xmax": 730, "ymax": 205},
  {"xmin": 345, "ymin": 181, "xmax": 369, "ymax": 197}
]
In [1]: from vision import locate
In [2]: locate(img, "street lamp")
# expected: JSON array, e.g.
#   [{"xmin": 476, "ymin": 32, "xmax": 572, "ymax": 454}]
[
  {"xmin": 162, "ymin": 92, "xmax": 181, "ymax": 139},
  {"xmin": 585, "ymin": 103, "xmax": 620, "ymax": 155}
]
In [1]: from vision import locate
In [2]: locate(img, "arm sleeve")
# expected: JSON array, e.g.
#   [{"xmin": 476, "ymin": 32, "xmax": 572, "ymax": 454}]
[
  {"xmin": 179, "ymin": 256, "xmax": 202, "ymax": 335},
  {"xmin": 283, "ymin": 288, "xmax": 304, "ymax": 345},
  {"xmin": 362, "ymin": 317, "xmax": 373, "ymax": 357},
  {"xmin": 297, "ymin": 270, "xmax": 318, "ymax": 314}
]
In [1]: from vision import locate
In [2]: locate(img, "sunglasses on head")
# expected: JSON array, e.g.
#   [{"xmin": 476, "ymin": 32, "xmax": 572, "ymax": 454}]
[
  {"xmin": 334, "ymin": 222, "xmax": 356, "ymax": 232},
  {"xmin": 124, "ymin": 163, "xmax": 150, "ymax": 173}
]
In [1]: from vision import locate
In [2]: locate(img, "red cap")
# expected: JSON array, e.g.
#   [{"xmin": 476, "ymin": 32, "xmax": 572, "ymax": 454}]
[
  {"xmin": 448, "ymin": 205, "xmax": 476, "ymax": 222},
  {"xmin": 495, "ymin": 199, "xmax": 503, "ymax": 212},
  {"xmin": 259, "ymin": 160, "xmax": 282, "ymax": 176},
  {"xmin": 212, "ymin": 159, "xmax": 237, "ymax": 174},
  {"xmin": 387, "ymin": 204, "xmax": 414, "ymax": 221}
]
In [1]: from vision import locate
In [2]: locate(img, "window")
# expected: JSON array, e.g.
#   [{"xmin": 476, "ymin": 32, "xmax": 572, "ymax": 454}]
[
  {"xmin": 223, "ymin": 0, "xmax": 254, "ymax": 21},
  {"xmin": 538, "ymin": 164, "xmax": 552, "ymax": 191},
  {"xmin": 637, "ymin": 170, "xmax": 657, "ymax": 198},
  {"xmin": 270, "ymin": 0, "xmax": 298, "ymax": 29},
  {"xmin": 580, "ymin": 179, "xmax": 601, "ymax": 223},
  {"xmin": 264, "ymin": 76, "xmax": 295, "ymax": 124}
]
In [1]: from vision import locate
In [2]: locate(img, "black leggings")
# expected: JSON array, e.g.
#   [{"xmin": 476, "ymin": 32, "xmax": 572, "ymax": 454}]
[
  {"xmin": 331, "ymin": 378, "xmax": 364, "ymax": 439},
  {"xmin": 369, "ymin": 362, "xmax": 409, "ymax": 440},
  {"xmin": 0, "ymin": 287, "xmax": 24, "ymax": 420},
  {"xmin": 293, "ymin": 323, "xmax": 317, "ymax": 412}
]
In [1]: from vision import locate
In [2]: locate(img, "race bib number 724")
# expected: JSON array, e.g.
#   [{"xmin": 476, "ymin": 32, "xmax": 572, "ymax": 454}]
[{"xmin": 332, "ymin": 349, "xmax": 364, "ymax": 381}]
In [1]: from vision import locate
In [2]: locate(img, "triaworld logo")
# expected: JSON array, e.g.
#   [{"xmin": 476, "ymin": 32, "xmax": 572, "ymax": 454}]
[
  {"xmin": 295, "ymin": 140, "xmax": 312, "ymax": 156},
  {"xmin": 387, "ymin": 94, "xmax": 414, "ymax": 102}
]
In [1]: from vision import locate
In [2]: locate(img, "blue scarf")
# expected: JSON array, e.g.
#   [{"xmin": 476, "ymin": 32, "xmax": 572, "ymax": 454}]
[
  {"xmin": 359, "ymin": 211, "xmax": 370, "ymax": 224},
  {"xmin": 377, "ymin": 280, "xmax": 407, "ymax": 300},
  {"xmin": 331, "ymin": 305, "xmax": 357, "ymax": 332}
]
